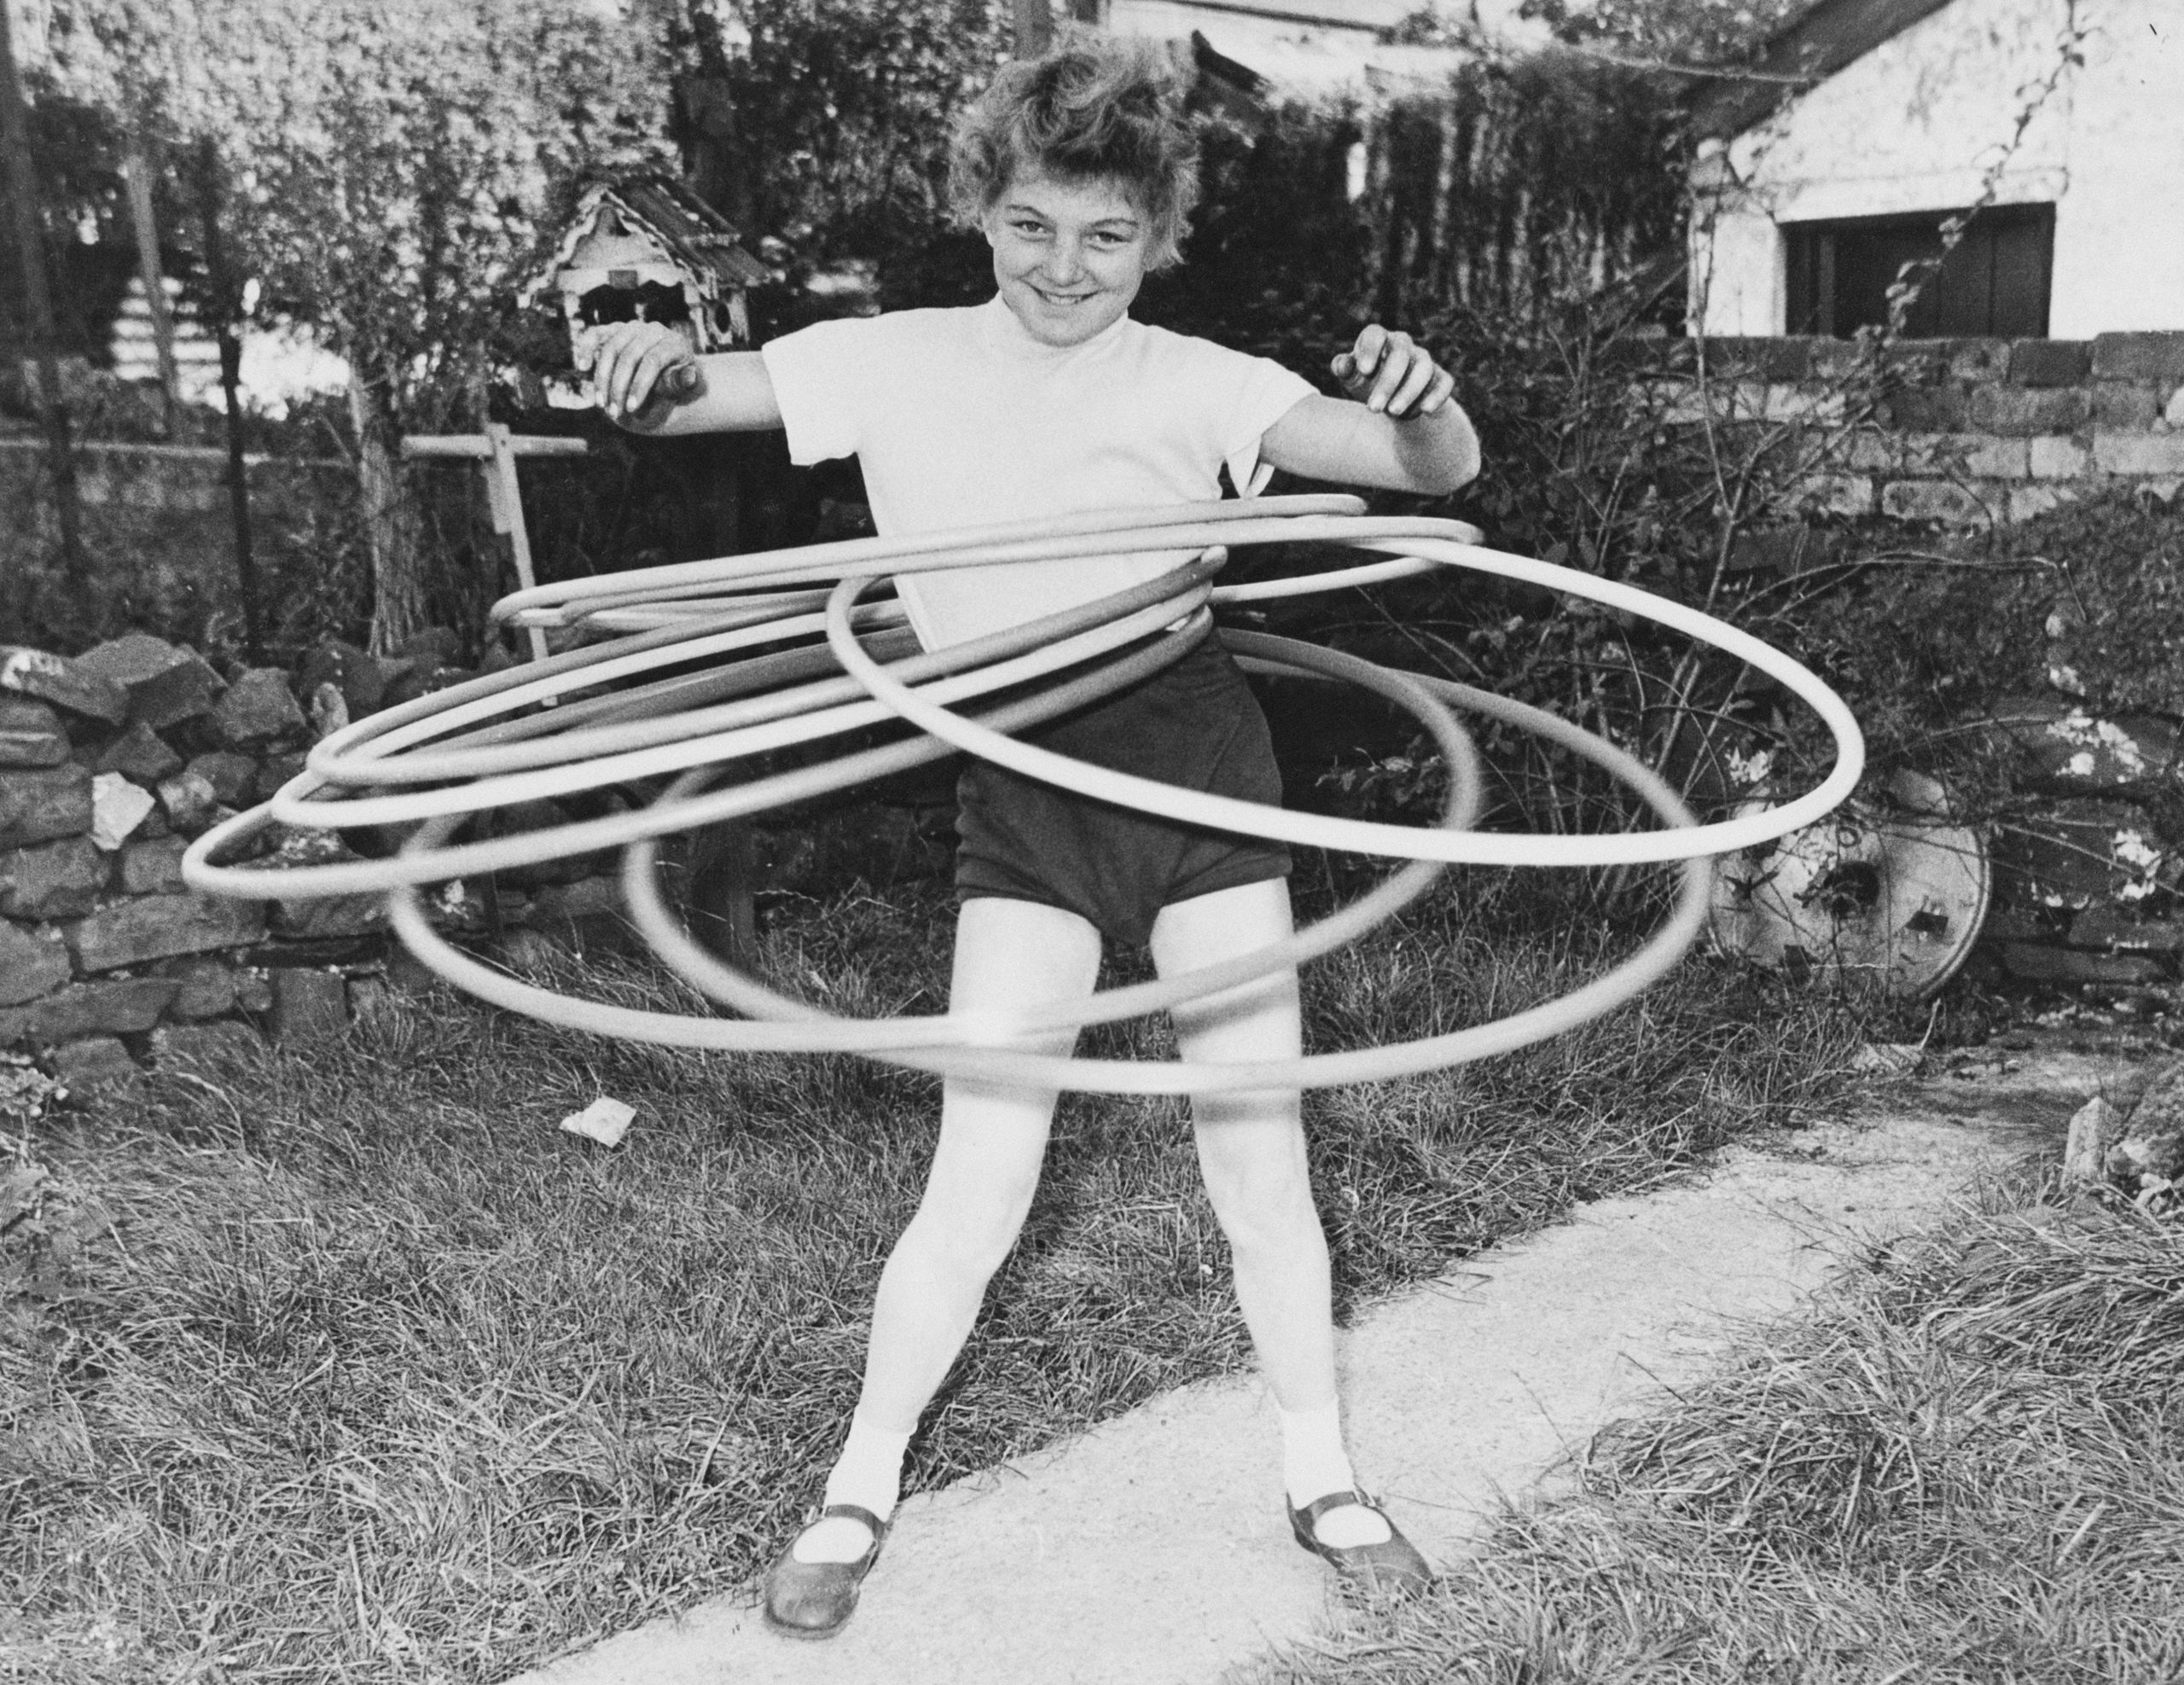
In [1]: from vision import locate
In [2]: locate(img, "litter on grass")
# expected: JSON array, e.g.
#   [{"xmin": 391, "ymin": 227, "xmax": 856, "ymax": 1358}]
[{"xmin": 560, "ymin": 1095, "xmax": 636, "ymax": 1147}]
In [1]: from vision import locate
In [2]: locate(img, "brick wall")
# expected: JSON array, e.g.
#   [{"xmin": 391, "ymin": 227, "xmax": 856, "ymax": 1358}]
[{"xmin": 1642, "ymin": 331, "xmax": 2184, "ymax": 533}]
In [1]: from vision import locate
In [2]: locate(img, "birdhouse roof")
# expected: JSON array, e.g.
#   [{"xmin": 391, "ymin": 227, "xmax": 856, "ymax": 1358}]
[{"xmin": 526, "ymin": 173, "xmax": 770, "ymax": 304}]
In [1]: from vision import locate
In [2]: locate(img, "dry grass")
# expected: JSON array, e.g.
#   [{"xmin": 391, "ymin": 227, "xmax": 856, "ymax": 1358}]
[
  {"xmin": 1242, "ymin": 1175, "xmax": 2184, "ymax": 1685},
  {"xmin": 3, "ymin": 869, "xmax": 1864, "ymax": 1683}
]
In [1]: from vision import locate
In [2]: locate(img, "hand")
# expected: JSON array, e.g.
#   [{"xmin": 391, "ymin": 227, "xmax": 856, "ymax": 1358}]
[
  {"xmin": 1331, "ymin": 326, "xmax": 1454, "ymax": 418},
  {"xmin": 575, "ymin": 320, "xmax": 702, "ymax": 426}
]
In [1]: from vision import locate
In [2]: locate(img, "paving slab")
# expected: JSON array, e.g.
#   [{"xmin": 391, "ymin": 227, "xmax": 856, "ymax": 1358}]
[{"xmin": 505, "ymin": 1049, "xmax": 2127, "ymax": 1685}]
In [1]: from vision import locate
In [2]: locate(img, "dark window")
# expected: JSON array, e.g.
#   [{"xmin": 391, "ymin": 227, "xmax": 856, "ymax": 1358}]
[{"xmin": 1786, "ymin": 203, "xmax": 2054, "ymax": 338}]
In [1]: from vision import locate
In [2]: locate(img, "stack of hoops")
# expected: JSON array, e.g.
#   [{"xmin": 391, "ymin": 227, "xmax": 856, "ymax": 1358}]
[{"xmin": 182, "ymin": 497, "xmax": 1863, "ymax": 1094}]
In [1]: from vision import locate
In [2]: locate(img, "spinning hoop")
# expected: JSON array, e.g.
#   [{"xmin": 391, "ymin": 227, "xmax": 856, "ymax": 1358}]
[{"xmin": 182, "ymin": 497, "xmax": 1863, "ymax": 1093}]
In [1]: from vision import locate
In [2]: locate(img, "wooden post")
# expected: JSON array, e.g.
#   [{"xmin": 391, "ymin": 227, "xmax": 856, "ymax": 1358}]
[
  {"xmin": 122, "ymin": 132, "xmax": 183, "ymax": 437},
  {"xmin": 399, "ymin": 430, "xmax": 587, "ymax": 665},
  {"xmin": 0, "ymin": 0, "xmax": 84, "ymax": 584},
  {"xmin": 484, "ymin": 423, "xmax": 553, "ymax": 665}
]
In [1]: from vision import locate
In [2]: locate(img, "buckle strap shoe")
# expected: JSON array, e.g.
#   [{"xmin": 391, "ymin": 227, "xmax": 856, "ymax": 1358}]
[
  {"xmin": 1287, "ymin": 1489, "xmax": 1435, "ymax": 1598},
  {"xmin": 762, "ymin": 1502, "xmax": 890, "ymax": 1640}
]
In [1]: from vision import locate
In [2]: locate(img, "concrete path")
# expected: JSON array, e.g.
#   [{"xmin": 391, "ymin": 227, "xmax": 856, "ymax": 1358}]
[{"xmin": 506, "ymin": 1047, "xmax": 2127, "ymax": 1685}]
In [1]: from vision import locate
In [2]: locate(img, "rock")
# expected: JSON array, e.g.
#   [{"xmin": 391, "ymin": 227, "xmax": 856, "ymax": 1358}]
[
  {"xmin": 0, "ymin": 646, "xmax": 127, "ymax": 725},
  {"xmin": 163, "ymin": 956, "xmax": 239, "ymax": 1020},
  {"xmin": 2124, "ymin": 1059, "xmax": 2184, "ymax": 1138},
  {"xmin": 0, "ymin": 764, "xmax": 94, "ymax": 848},
  {"xmin": 294, "ymin": 639, "xmax": 386, "ymax": 720},
  {"xmin": 270, "ymin": 892, "xmax": 386, "ymax": 940},
  {"xmin": 50, "ymin": 1035, "xmax": 142, "ymax": 1101},
  {"xmin": 93, "ymin": 721, "xmax": 184, "ymax": 784},
  {"xmin": 184, "ymin": 752, "xmax": 258, "ymax": 807},
  {"xmin": 119, "ymin": 836, "xmax": 189, "ymax": 895},
  {"xmin": 268, "ymin": 967, "xmax": 347, "ymax": 1044},
  {"xmin": 0, "ymin": 699, "xmax": 69, "ymax": 768},
  {"xmin": 0, "ymin": 976, "xmax": 182, "ymax": 1045},
  {"xmin": 155, "ymin": 769, "xmax": 220, "ymax": 835},
  {"xmin": 151, "ymin": 1018, "xmax": 266, "ymax": 1072},
  {"xmin": 2106, "ymin": 1132, "xmax": 2184, "ymax": 1187},
  {"xmin": 0, "ymin": 921, "xmax": 73, "ymax": 1006},
  {"xmin": 393, "ymin": 626, "xmax": 463, "ymax": 667},
  {"xmin": 1997, "ymin": 943, "xmax": 2168, "ymax": 986},
  {"xmin": 382, "ymin": 664, "xmax": 475, "ymax": 710},
  {"xmin": 1851, "ymin": 1043, "xmax": 1924, "ymax": 1077},
  {"xmin": 2068, "ymin": 907, "xmax": 2184, "ymax": 952},
  {"xmin": 0, "ymin": 836, "xmax": 107, "ymax": 919},
  {"xmin": 89, "ymin": 772, "xmax": 157, "ymax": 851},
  {"xmin": 73, "ymin": 634, "xmax": 225, "ymax": 729},
  {"xmin": 307, "ymin": 682, "xmax": 350, "ymax": 740},
  {"xmin": 233, "ymin": 967, "xmax": 272, "ymax": 1014},
  {"xmin": 530, "ymin": 874, "xmax": 623, "ymax": 926},
  {"xmin": 63, "ymin": 893, "xmax": 266, "ymax": 973},
  {"xmin": 252, "ymin": 752, "xmax": 308, "ymax": 803},
  {"xmin": 211, "ymin": 668, "xmax": 307, "ymax": 752},
  {"xmin": 2062, "ymin": 1095, "xmax": 2122, "ymax": 1183}
]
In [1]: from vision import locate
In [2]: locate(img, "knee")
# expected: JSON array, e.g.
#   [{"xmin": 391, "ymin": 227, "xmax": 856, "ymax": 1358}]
[
  {"xmin": 903, "ymin": 1177, "xmax": 1038, "ymax": 1281},
  {"xmin": 1200, "ymin": 1148, "xmax": 1321, "ymax": 1261}
]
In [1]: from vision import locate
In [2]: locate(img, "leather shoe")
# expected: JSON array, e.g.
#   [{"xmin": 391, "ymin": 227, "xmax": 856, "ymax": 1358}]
[
  {"xmin": 1287, "ymin": 1490, "xmax": 1435, "ymax": 1597},
  {"xmin": 762, "ymin": 1503, "xmax": 889, "ymax": 1640}
]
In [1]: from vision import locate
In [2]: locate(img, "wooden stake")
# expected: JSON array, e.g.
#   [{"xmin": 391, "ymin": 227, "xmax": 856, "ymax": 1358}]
[{"xmin": 122, "ymin": 133, "xmax": 183, "ymax": 438}]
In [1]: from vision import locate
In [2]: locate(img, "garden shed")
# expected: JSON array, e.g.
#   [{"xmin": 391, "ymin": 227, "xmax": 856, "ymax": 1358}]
[{"xmin": 1687, "ymin": 0, "xmax": 2183, "ymax": 340}]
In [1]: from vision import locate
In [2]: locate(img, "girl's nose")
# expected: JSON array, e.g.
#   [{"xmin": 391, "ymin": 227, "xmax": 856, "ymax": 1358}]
[{"xmin": 1043, "ymin": 239, "xmax": 1086, "ymax": 283}]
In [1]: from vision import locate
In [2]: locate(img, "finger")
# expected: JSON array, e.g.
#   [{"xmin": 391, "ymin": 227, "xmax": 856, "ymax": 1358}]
[
  {"xmin": 608, "ymin": 328, "xmax": 665, "ymax": 415},
  {"xmin": 1420, "ymin": 369, "xmax": 1455, "ymax": 415},
  {"xmin": 572, "ymin": 325, "xmax": 601, "ymax": 373},
  {"xmin": 1350, "ymin": 324, "xmax": 1388, "ymax": 381},
  {"xmin": 1385, "ymin": 351, "xmax": 1438, "ymax": 417},
  {"xmin": 1331, "ymin": 350, "xmax": 1359, "ymax": 386},
  {"xmin": 1366, "ymin": 334, "xmax": 1413, "ymax": 413}
]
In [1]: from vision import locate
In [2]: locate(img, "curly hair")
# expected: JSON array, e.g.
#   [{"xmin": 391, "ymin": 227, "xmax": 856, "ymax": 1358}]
[{"xmin": 948, "ymin": 32, "xmax": 1200, "ymax": 269}]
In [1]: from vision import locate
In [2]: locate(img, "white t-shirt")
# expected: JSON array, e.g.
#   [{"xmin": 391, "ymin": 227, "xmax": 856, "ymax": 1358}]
[{"xmin": 760, "ymin": 294, "xmax": 1315, "ymax": 649}]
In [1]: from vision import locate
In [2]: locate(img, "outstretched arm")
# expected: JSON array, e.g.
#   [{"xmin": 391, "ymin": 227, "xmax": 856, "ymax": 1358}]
[
  {"xmin": 1259, "ymin": 325, "xmax": 1478, "ymax": 496},
  {"xmin": 577, "ymin": 321, "xmax": 784, "ymax": 435}
]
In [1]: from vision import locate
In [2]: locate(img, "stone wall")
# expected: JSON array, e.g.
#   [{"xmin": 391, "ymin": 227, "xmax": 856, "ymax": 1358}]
[
  {"xmin": 0, "ymin": 630, "xmax": 644, "ymax": 1100},
  {"xmin": 1643, "ymin": 331, "xmax": 2184, "ymax": 541},
  {"xmin": 0, "ymin": 626, "xmax": 959, "ymax": 1099}
]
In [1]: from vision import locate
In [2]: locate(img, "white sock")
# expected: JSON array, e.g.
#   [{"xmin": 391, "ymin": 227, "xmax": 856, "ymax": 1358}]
[
  {"xmin": 1281, "ymin": 1399, "xmax": 1391, "ymax": 1548},
  {"xmin": 793, "ymin": 1412, "xmax": 911, "ymax": 1565}
]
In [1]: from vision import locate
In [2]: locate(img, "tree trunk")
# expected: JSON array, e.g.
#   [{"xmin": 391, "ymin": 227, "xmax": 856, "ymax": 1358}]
[
  {"xmin": 122, "ymin": 133, "xmax": 182, "ymax": 437},
  {"xmin": 347, "ymin": 373, "xmax": 429, "ymax": 654},
  {"xmin": 0, "ymin": 0, "xmax": 85, "ymax": 585}
]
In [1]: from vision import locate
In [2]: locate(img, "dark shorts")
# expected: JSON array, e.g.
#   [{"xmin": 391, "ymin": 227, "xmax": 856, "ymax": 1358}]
[{"xmin": 954, "ymin": 635, "xmax": 1292, "ymax": 948}]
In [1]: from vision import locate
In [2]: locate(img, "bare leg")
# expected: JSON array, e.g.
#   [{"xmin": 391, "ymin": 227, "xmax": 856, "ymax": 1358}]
[
  {"xmin": 1149, "ymin": 878, "xmax": 1390, "ymax": 1548},
  {"xmin": 797, "ymin": 896, "xmax": 1101, "ymax": 1561}
]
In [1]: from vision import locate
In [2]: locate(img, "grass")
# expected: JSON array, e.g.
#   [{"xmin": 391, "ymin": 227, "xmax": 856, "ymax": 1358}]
[
  {"xmin": 2, "ymin": 865, "xmax": 1866, "ymax": 1683},
  {"xmin": 1239, "ymin": 1168, "xmax": 2184, "ymax": 1685}
]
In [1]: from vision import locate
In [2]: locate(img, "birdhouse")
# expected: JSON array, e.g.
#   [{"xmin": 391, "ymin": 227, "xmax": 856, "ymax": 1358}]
[{"xmin": 523, "ymin": 173, "xmax": 771, "ymax": 398}]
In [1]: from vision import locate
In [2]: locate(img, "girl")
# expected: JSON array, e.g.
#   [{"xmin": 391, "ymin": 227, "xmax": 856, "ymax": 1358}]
[{"xmin": 583, "ymin": 32, "xmax": 1478, "ymax": 1640}]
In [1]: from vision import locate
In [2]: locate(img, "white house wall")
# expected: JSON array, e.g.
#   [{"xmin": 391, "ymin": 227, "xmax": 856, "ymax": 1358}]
[{"xmin": 1692, "ymin": 0, "xmax": 2184, "ymax": 337}]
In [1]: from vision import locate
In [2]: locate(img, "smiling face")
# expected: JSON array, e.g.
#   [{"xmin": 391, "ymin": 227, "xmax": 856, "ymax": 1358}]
[{"xmin": 985, "ymin": 172, "xmax": 1152, "ymax": 348}]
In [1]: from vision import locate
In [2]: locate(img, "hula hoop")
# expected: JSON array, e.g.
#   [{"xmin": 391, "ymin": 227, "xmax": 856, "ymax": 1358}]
[{"xmin": 181, "ymin": 498, "xmax": 1862, "ymax": 1094}]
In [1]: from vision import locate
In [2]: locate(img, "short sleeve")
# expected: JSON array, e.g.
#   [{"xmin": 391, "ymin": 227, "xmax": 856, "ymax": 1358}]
[
  {"xmin": 1217, "ymin": 352, "xmax": 1316, "ymax": 497},
  {"xmin": 759, "ymin": 317, "xmax": 871, "ymax": 465}
]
